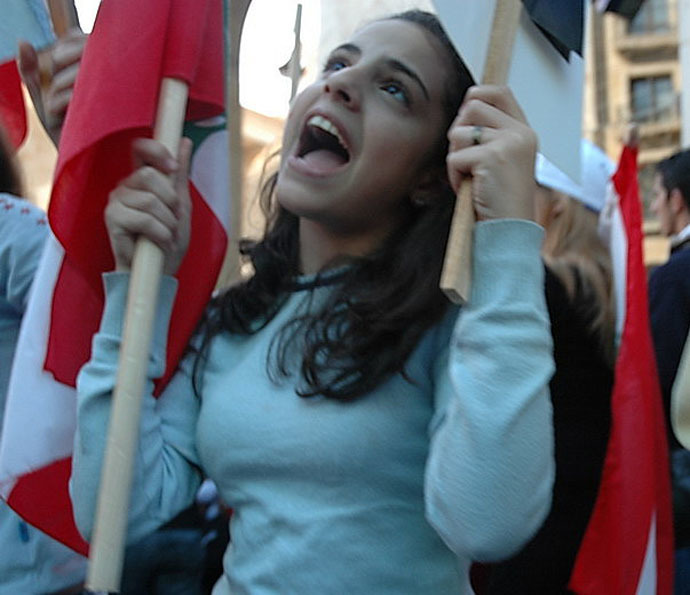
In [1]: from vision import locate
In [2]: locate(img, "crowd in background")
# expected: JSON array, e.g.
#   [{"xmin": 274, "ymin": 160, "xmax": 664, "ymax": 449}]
[{"xmin": 1, "ymin": 6, "xmax": 690, "ymax": 595}]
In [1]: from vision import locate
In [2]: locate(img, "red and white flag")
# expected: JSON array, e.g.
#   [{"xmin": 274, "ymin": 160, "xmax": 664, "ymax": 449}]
[
  {"xmin": 569, "ymin": 144, "xmax": 673, "ymax": 594},
  {"xmin": 0, "ymin": 0, "xmax": 229, "ymax": 554}
]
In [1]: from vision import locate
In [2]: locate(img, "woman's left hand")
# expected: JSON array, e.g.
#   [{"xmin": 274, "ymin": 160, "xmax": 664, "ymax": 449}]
[{"xmin": 446, "ymin": 85, "xmax": 537, "ymax": 222}]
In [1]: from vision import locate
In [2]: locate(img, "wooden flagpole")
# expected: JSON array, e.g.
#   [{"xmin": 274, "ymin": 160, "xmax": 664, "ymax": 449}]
[
  {"xmin": 85, "ymin": 77, "xmax": 189, "ymax": 593},
  {"xmin": 38, "ymin": 0, "xmax": 81, "ymax": 115},
  {"xmin": 220, "ymin": 0, "xmax": 251, "ymax": 287},
  {"xmin": 47, "ymin": 0, "xmax": 81, "ymax": 37},
  {"xmin": 439, "ymin": 0, "xmax": 522, "ymax": 304},
  {"xmin": 288, "ymin": 4, "xmax": 303, "ymax": 101}
]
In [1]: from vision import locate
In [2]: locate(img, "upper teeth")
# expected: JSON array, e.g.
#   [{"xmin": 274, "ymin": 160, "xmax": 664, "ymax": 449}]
[{"xmin": 308, "ymin": 115, "xmax": 348, "ymax": 150}]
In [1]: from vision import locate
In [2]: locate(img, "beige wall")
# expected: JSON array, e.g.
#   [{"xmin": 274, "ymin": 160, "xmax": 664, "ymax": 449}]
[
  {"xmin": 600, "ymin": 12, "xmax": 680, "ymax": 163},
  {"xmin": 585, "ymin": 5, "xmax": 681, "ymax": 267},
  {"xmin": 16, "ymin": 89, "xmax": 56, "ymax": 210}
]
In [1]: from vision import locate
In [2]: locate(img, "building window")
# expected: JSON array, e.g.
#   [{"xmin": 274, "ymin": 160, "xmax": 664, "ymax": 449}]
[
  {"xmin": 628, "ymin": 0, "xmax": 670, "ymax": 34},
  {"xmin": 638, "ymin": 163, "xmax": 657, "ymax": 221},
  {"xmin": 630, "ymin": 75, "xmax": 674, "ymax": 122}
]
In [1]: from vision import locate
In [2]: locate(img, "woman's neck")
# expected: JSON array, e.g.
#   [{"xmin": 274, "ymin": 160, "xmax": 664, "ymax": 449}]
[{"xmin": 298, "ymin": 218, "xmax": 387, "ymax": 274}]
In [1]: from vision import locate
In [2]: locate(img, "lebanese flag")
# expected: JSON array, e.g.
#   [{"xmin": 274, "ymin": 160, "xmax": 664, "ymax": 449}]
[
  {"xmin": 569, "ymin": 144, "xmax": 673, "ymax": 593},
  {"xmin": 0, "ymin": 0, "xmax": 229, "ymax": 555}
]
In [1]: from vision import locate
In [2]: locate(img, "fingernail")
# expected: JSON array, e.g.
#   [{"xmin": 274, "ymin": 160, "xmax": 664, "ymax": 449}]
[{"xmin": 167, "ymin": 158, "xmax": 179, "ymax": 171}]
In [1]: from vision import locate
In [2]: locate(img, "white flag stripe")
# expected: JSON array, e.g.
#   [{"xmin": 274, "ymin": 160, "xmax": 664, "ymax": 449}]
[
  {"xmin": 0, "ymin": 235, "xmax": 76, "ymax": 498},
  {"xmin": 636, "ymin": 512, "xmax": 657, "ymax": 595},
  {"xmin": 598, "ymin": 181, "xmax": 628, "ymax": 346},
  {"xmin": 189, "ymin": 128, "xmax": 231, "ymax": 230}
]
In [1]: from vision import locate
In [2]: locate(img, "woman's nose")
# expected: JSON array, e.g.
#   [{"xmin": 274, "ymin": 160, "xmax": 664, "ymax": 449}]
[{"xmin": 324, "ymin": 69, "xmax": 360, "ymax": 109}]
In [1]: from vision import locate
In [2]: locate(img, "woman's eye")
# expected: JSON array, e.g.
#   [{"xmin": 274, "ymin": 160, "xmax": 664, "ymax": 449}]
[
  {"xmin": 381, "ymin": 82, "xmax": 409, "ymax": 105},
  {"xmin": 323, "ymin": 58, "xmax": 347, "ymax": 73}
]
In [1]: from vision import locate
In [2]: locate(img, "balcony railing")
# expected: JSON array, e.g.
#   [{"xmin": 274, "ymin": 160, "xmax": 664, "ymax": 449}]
[
  {"xmin": 616, "ymin": 93, "xmax": 681, "ymax": 126},
  {"xmin": 615, "ymin": 30, "xmax": 678, "ymax": 54}
]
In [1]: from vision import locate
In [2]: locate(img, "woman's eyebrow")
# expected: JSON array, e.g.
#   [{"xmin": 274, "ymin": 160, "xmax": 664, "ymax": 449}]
[
  {"xmin": 331, "ymin": 43, "xmax": 361, "ymax": 56},
  {"xmin": 384, "ymin": 58, "xmax": 429, "ymax": 100}
]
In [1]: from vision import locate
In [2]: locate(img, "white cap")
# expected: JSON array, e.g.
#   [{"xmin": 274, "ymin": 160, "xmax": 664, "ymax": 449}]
[
  {"xmin": 580, "ymin": 139, "xmax": 616, "ymax": 212},
  {"xmin": 535, "ymin": 139, "xmax": 615, "ymax": 213},
  {"xmin": 535, "ymin": 152, "xmax": 583, "ymax": 202}
]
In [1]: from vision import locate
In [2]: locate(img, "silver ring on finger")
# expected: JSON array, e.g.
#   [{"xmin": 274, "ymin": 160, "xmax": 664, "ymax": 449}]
[{"xmin": 471, "ymin": 125, "xmax": 483, "ymax": 146}]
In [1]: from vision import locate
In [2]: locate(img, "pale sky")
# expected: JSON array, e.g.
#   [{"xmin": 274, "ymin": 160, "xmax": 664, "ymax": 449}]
[{"xmin": 73, "ymin": 0, "xmax": 320, "ymax": 118}]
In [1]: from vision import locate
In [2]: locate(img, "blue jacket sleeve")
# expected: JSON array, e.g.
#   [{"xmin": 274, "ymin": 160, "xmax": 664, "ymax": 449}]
[
  {"xmin": 425, "ymin": 219, "xmax": 555, "ymax": 562},
  {"xmin": 70, "ymin": 272, "xmax": 202, "ymax": 544},
  {"xmin": 0, "ymin": 194, "xmax": 48, "ymax": 313}
]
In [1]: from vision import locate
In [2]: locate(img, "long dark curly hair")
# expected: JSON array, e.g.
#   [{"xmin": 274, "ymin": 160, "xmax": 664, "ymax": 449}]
[{"xmin": 194, "ymin": 10, "xmax": 474, "ymax": 401}]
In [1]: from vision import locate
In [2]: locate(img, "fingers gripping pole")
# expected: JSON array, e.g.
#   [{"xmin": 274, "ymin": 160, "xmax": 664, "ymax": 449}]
[
  {"xmin": 38, "ymin": 1, "xmax": 82, "ymax": 124},
  {"xmin": 86, "ymin": 78, "xmax": 189, "ymax": 593},
  {"xmin": 440, "ymin": 0, "xmax": 522, "ymax": 304}
]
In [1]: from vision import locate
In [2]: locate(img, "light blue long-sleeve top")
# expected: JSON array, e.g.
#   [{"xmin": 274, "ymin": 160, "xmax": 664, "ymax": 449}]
[
  {"xmin": 0, "ymin": 193, "xmax": 87, "ymax": 593},
  {"xmin": 72, "ymin": 219, "xmax": 555, "ymax": 594}
]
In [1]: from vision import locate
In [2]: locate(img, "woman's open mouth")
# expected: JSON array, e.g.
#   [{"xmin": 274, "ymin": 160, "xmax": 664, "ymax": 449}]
[{"xmin": 293, "ymin": 115, "xmax": 351, "ymax": 175}]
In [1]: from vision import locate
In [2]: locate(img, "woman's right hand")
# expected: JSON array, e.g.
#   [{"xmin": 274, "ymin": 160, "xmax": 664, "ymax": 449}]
[{"xmin": 105, "ymin": 137, "xmax": 193, "ymax": 276}]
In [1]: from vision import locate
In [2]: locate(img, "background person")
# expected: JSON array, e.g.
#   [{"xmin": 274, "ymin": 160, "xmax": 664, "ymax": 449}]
[{"xmin": 648, "ymin": 148, "xmax": 690, "ymax": 594}]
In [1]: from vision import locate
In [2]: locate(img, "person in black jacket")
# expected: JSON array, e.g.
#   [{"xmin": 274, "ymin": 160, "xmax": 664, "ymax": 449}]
[
  {"xmin": 648, "ymin": 148, "xmax": 690, "ymax": 594},
  {"xmin": 649, "ymin": 149, "xmax": 690, "ymax": 447}
]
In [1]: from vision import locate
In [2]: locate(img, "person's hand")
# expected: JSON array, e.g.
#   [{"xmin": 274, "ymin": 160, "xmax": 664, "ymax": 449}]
[
  {"xmin": 105, "ymin": 138, "xmax": 193, "ymax": 276},
  {"xmin": 623, "ymin": 123, "xmax": 639, "ymax": 149},
  {"xmin": 446, "ymin": 85, "xmax": 538, "ymax": 222},
  {"xmin": 17, "ymin": 29, "xmax": 87, "ymax": 146}
]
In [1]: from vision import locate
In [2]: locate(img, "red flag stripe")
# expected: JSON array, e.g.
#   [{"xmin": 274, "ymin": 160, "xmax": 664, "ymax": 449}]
[
  {"xmin": 569, "ymin": 145, "xmax": 673, "ymax": 593},
  {"xmin": 0, "ymin": 60, "xmax": 27, "ymax": 149},
  {"xmin": 7, "ymin": 458, "xmax": 89, "ymax": 555},
  {"xmin": 45, "ymin": 179, "xmax": 227, "ymax": 389}
]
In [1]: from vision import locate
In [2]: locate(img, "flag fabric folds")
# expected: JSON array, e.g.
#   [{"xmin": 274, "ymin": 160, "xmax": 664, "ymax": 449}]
[
  {"xmin": 45, "ymin": 0, "xmax": 226, "ymax": 391},
  {"xmin": 0, "ymin": 0, "xmax": 229, "ymax": 555},
  {"xmin": 569, "ymin": 144, "xmax": 673, "ymax": 594}
]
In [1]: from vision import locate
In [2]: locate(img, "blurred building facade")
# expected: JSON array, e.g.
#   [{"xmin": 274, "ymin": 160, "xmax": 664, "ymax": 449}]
[{"xmin": 585, "ymin": 0, "xmax": 681, "ymax": 265}]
